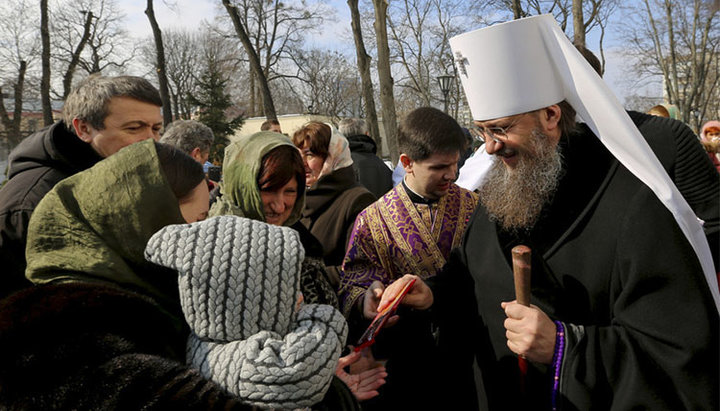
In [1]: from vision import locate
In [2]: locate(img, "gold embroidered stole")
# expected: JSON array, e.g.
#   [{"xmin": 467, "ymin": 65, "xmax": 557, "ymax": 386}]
[{"xmin": 376, "ymin": 185, "xmax": 449, "ymax": 279}]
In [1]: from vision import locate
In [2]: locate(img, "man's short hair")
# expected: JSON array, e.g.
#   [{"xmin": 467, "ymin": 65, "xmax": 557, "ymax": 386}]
[
  {"xmin": 574, "ymin": 43, "xmax": 603, "ymax": 77},
  {"xmin": 647, "ymin": 105, "xmax": 670, "ymax": 118},
  {"xmin": 62, "ymin": 75, "xmax": 162, "ymax": 133},
  {"xmin": 398, "ymin": 107, "xmax": 466, "ymax": 161},
  {"xmin": 557, "ymin": 100, "xmax": 578, "ymax": 137},
  {"xmin": 338, "ymin": 118, "xmax": 368, "ymax": 137},
  {"xmin": 261, "ymin": 119, "xmax": 281, "ymax": 131},
  {"xmin": 155, "ymin": 141, "xmax": 206, "ymax": 201},
  {"xmin": 160, "ymin": 119, "xmax": 214, "ymax": 154}
]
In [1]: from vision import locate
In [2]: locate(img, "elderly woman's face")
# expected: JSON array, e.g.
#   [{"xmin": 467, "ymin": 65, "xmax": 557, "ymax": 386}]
[
  {"xmin": 299, "ymin": 144, "xmax": 325, "ymax": 188},
  {"xmin": 260, "ymin": 177, "xmax": 299, "ymax": 225}
]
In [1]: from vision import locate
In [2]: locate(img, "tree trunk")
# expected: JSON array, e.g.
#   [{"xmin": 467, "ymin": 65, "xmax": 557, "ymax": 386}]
[
  {"xmin": 0, "ymin": 61, "xmax": 28, "ymax": 149},
  {"xmin": 171, "ymin": 93, "xmax": 179, "ymax": 120},
  {"xmin": 145, "ymin": 0, "xmax": 173, "ymax": 126},
  {"xmin": 348, "ymin": 0, "xmax": 382, "ymax": 156},
  {"xmin": 62, "ymin": 11, "xmax": 94, "ymax": 99},
  {"xmin": 572, "ymin": 0, "xmax": 585, "ymax": 46},
  {"xmin": 222, "ymin": 0, "xmax": 277, "ymax": 121},
  {"xmin": 513, "ymin": 0, "xmax": 522, "ymax": 19},
  {"xmin": 40, "ymin": 0, "xmax": 53, "ymax": 126},
  {"xmin": 249, "ymin": 65, "xmax": 256, "ymax": 118},
  {"xmin": 372, "ymin": 0, "xmax": 398, "ymax": 164},
  {"xmin": 665, "ymin": 0, "xmax": 680, "ymax": 108}
]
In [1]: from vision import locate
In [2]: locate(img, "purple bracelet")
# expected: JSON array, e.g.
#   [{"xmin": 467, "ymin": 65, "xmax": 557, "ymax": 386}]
[{"xmin": 551, "ymin": 320, "xmax": 565, "ymax": 411}]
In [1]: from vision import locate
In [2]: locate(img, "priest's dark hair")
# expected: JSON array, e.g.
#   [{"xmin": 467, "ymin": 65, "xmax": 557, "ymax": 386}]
[
  {"xmin": 398, "ymin": 107, "xmax": 466, "ymax": 161},
  {"xmin": 154, "ymin": 142, "xmax": 206, "ymax": 201}
]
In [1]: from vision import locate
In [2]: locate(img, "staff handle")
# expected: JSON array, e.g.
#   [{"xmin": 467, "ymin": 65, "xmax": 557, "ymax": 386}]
[
  {"xmin": 512, "ymin": 245, "xmax": 532, "ymax": 306},
  {"xmin": 511, "ymin": 244, "xmax": 532, "ymax": 395}
]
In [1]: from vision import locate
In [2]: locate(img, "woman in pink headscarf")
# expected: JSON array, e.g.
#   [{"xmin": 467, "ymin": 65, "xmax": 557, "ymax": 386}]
[{"xmin": 700, "ymin": 120, "xmax": 720, "ymax": 173}]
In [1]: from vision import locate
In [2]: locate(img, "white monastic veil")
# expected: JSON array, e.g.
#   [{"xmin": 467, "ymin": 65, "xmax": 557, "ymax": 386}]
[{"xmin": 449, "ymin": 14, "xmax": 720, "ymax": 313}]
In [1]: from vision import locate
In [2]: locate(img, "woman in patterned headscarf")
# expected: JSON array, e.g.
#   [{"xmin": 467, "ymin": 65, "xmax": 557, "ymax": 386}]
[{"xmin": 292, "ymin": 122, "xmax": 376, "ymax": 281}]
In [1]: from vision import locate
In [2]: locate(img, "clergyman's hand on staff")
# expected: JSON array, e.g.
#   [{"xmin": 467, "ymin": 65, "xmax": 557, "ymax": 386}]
[
  {"xmin": 501, "ymin": 300, "xmax": 556, "ymax": 364},
  {"xmin": 378, "ymin": 274, "xmax": 433, "ymax": 312}
]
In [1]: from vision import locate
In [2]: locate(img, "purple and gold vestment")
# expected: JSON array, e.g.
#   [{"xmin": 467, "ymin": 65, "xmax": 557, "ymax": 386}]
[{"xmin": 339, "ymin": 182, "xmax": 478, "ymax": 316}]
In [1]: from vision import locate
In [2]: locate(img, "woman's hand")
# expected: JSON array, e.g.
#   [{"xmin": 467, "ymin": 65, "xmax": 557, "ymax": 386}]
[{"xmin": 335, "ymin": 348, "xmax": 387, "ymax": 401}]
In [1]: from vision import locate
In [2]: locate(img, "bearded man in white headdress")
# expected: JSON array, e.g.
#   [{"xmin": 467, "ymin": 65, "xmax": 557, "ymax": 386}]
[{"xmin": 374, "ymin": 15, "xmax": 719, "ymax": 410}]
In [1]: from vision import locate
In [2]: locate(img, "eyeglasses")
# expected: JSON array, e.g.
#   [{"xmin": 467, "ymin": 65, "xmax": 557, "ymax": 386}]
[{"xmin": 477, "ymin": 113, "xmax": 527, "ymax": 144}]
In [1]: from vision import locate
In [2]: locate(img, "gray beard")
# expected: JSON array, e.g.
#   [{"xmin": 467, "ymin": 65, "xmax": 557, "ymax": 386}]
[{"xmin": 478, "ymin": 129, "xmax": 563, "ymax": 232}]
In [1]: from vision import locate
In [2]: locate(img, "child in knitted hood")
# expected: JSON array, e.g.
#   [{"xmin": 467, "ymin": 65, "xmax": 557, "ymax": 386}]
[{"xmin": 145, "ymin": 215, "xmax": 348, "ymax": 409}]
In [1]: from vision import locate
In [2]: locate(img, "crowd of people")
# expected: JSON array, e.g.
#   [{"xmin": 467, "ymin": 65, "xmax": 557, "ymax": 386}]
[{"xmin": 0, "ymin": 14, "xmax": 718, "ymax": 411}]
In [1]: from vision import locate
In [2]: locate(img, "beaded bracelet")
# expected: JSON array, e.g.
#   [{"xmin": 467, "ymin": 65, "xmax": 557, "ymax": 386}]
[{"xmin": 551, "ymin": 320, "xmax": 565, "ymax": 411}]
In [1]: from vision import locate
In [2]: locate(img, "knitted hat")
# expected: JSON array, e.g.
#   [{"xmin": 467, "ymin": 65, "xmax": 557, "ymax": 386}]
[{"xmin": 144, "ymin": 216, "xmax": 348, "ymax": 408}]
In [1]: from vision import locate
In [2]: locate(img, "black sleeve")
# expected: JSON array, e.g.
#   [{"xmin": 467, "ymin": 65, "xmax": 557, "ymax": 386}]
[
  {"xmin": 425, "ymin": 236, "xmax": 482, "ymax": 409},
  {"xmin": 669, "ymin": 119, "xmax": 720, "ymax": 234},
  {"xmin": 0, "ymin": 209, "xmax": 33, "ymax": 298},
  {"xmin": 671, "ymin": 121, "xmax": 720, "ymax": 271},
  {"xmin": 558, "ymin": 186, "xmax": 719, "ymax": 410},
  {"xmin": 630, "ymin": 110, "xmax": 720, "ymax": 271}
]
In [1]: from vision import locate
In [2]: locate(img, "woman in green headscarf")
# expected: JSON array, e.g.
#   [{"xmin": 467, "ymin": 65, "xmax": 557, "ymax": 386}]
[
  {"xmin": 210, "ymin": 131, "xmax": 339, "ymax": 307},
  {"xmin": 0, "ymin": 140, "xmax": 255, "ymax": 409},
  {"xmin": 25, "ymin": 140, "xmax": 210, "ymax": 316}
]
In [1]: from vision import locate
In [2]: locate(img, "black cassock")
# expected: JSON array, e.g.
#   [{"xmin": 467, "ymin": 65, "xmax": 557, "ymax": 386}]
[{"xmin": 432, "ymin": 120, "xmax": 719, "ymax": 410}]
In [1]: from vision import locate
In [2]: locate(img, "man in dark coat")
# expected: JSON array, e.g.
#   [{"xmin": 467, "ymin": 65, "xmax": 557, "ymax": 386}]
[
  {"xmin": 0, "ymin": 75, "xmax": 163, "ymax": 299},
  {"xmin": 376, "ymin": 15, "xmax": 719, "ymax": 410},
  {"xmin": 339, "ymin": 118, "xmax": 393, "ymax": 198}
]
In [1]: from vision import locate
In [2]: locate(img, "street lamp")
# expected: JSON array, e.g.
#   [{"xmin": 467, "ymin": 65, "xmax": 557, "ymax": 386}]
[
  {"xmin": 692, "ymin": 108, "xmax": 701, "ymax": 122},
  {"xmin": 691, "ymin": 108, "xmax": 703, "ymax": 133},
  {"xmin": 437, "ymin": 73, "xmax": 454, "ymax": 114}
]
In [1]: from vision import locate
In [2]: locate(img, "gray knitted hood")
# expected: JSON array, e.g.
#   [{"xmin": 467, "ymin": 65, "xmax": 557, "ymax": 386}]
[{"xmin": 145, "ymin": 216, "xmax": 348, "ymax": 409}]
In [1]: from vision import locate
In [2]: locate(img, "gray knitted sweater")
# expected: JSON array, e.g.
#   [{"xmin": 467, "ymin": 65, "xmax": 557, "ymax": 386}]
[{"xmin": 145, "ymin": 216, "xmax": 348, "ymax": 409}]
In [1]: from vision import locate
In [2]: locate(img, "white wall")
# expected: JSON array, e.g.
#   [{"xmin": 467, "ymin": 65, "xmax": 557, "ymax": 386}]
[{"xmin": 233, "ymin": 114, "xmax": 391, "ymax": 160}]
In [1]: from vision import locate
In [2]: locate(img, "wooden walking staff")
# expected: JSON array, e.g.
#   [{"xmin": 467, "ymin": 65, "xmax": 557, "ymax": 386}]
[{"xmin": 512, "ymin": 245, "xmax": 532, "ymax": 394}]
